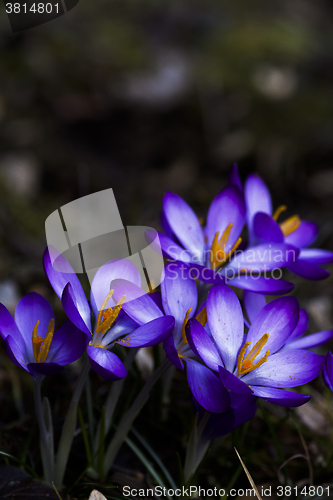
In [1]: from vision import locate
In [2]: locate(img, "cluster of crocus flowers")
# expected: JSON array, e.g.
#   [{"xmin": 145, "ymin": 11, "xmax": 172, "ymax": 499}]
[{"xmin": 0, "ymin": 165, "xmax": 332, "ymax": 489}]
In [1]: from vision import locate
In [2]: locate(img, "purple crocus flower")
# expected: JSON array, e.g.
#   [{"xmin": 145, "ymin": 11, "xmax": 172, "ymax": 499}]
[
  {"xmin": 0, "ymin": 292, "xmax": 87, "ymax": 377},
  {"xmin": 43, "ymin": 247, "xmax": 174, "ymax": 380},
  {"xmin": 111, "ymin": 260, "xmax": 230, "ymax": 413},
  {"xmin": 244, "ymin": 290, "xmax": 333, "ymax": 350},
  {"xmin": 323, "ymin": 352, "xmax": 333, "ymax": 391},
  {"xmin": 244, "ymin": 173, "xmax": 333, "ymax": 280},
  {"xmin": 151, "ymin": 185, "xmax": 296, "ymax": 295},
  {"xmin": 186, "ymin": 284, "xmax": 324, "ymax": 407}
]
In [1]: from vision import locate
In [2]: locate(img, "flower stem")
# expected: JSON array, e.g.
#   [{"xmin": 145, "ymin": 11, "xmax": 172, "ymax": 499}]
[
  {"xmin": 54, "ymin": 354, "xmax": 91, "ymax": 489},
  {"xmin": 103, "ymin": 357, "xmax": 171, "ymax": 476},
  {"xmin": 93, "ymin": 348, "xmax": 138, "ymax": 461},
  {"xmin": 33, "ymin": 375, "xmax": 54, "ymax": 484}
]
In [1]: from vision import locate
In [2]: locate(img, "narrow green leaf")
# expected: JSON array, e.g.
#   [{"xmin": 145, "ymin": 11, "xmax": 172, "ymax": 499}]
[
  {"xmin": 124, "ymin": 436, "xmax": 172, "ymax": 500},
  {"xmin": 78, "ymin": 406, "xmax": 93, "ymax": 467},
  {"xmin": 97, "ymin": 406, "xmax": 105, "ymax": 478},
  {"xmin": 130, "ymin": 427, "xmax": 177, "ymax": 490}
]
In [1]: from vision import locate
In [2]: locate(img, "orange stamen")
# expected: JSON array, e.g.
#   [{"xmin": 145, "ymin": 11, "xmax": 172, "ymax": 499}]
[
  {"xmin": 32, "ymin": 318, "xmax": 55, "ymax": 363},
  {"xmin": 181, "ymin": 308, "xmax": 193, "ymax": 345},
  {"xmin": 96, "ymin": 290, "xmax": 126, "ymax": 336},
  {"xmin": 237, "ymin": 333, "xmax": 270, "ymax": 376},
  {"xmin": 210, "ymin": 223, "xmax": 242, "ymax": 270},
  {"xmin": 280, "ymin": 215, "xmax": 301, "ymax": 237}
]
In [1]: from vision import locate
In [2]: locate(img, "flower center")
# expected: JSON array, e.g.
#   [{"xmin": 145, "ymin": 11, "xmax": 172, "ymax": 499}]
[
  {"xmin": 32, "ymin": 318, "xmax": 55, "ymax": 363},
  {"xmin": 237, "ymin": 333, "xmax": 270, "ymax": 377},
  {"xmin": 92, "ymin": 289, "xmax": 126, "ymax": 347},
  {"xmin": 273, "ymin": 205, "xmax": 301, "ymax": 237},
  {"xmin": 210, "ymin": 223, "xmax": 242, "ymax": 270}
]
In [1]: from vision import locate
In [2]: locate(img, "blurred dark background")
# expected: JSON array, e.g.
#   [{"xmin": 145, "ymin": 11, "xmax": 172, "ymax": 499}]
[
  {"xmin": 0, "ymin": 0, "xmax": 333, "ymax": 289},
  {"xmin": 0, "ymin": 0, "xmax": 333, "ymax": 492}
]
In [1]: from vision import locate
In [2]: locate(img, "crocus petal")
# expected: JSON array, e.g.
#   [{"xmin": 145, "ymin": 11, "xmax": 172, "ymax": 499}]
[
  {"xmin": 323, "ymin": 352, "xmax": 333, "ymax": 391},
  {"xmin": 206, "ymin": 185, "xmax": 245, "ymax": 252},
  {"xmin": 205, "ymin": 409, "xmax": 235, "ymax": 439},
  {"xmin": 250, "ymin": 386, "xmax": 310, "ymax": 407},
  {"xmin": 14, "ymin": 292, "xmax": 55, "ymax": 356},
  {"xmin": 229, "ymin": 163, "xmax": 243, "ymax": 191},
  {"xmin": 153, "ymin": 231, "xmax": 192, "ymax": 264},
  {"xmin": 43, "ymin": 247, "xmax": 91, "ymax": 326},
  {"xmin": 284, "ymin": 221, "xmax": 317, "ymax": 248},
  {"xmin": 0, "ymin": 304, "xmax": 25, "ymax": 352},
  {"xmin": 207, "ymin": 284, "xmax": 244, "ymax": 371},
  {"xmin": 218, "ymin": 366, "xmax": 253, "ymax": 395},
  {"xmin": 115, "ymin": 316, "xmax": 175, "ymax": 348},
  {"xmin": 148, "ymin": 292, "xmax": 164, "ymax": 311},
  {"xmin": 286, "ymin": 330, "xmax": 333, "ymax": 350},
  {"xmin": 247, "ymin": 296, "xmax": 299, "ymax": 354},
  {"xmin": 163, "ymin": 335, "xmax": 183, "ymax": 370},
  {"xmin": 112, "ymin": 280, "xmax": 163, "ymax": 325},
  {"xmin": 62, "ymin": 283, "xmax": 91, "ymax": 337},
  {"xmin": 186, "ymin": 318, "xmax": 222, "ymax": 372},
  {"xmin": 297, "ymin": 248, "xmax": 333, "ymax": 265},
  {"xmin": 90, "ymin": 259, "xmax": 142, "ymax": 318},
  {"xmin": 243, "ymin": 290, "xmax": 266, "ymax": 324},
  {"xmin": 5, "ymin": 335, "xmax": 28, "ymax": 372},
  {"xmin": 253, "ymin": 213, "xmax": 284, "ymax": 244},
  {"xmin": 241, "ymin": 350, "xmax": 324, "ymax": 388},
  {"xmin": 288, "ymin": 309, "xmax": 309, "ymax": 341},
  {"xmin": 231, "ymin": 392, "xmax": 258, "ymax": 427},
  {"xmin": 87, "ymin": 345, "xmax": 127, "ymax": 380},
  {"xmin": 160, "ymin": 210, "xmax": 175, "ymax": 240},
  {"xmin": 48, "ymin": 320, "xmax": 87, "ymax": 365},
  {"xmin": 227, "ymin": 275, "xmax": 294, "ymax": 295},
  {"xmin": 287, "ymin": 259, "xmax": 330, "ymax": 280},
  {"xmin": 245, "ymin": 174, "xmax": 272, "ymax": 241},
  {"xmin": 185, "ymin": 358, "xmax": 231, "ymax": 413},
  {"xmin": 204, "ymin": 392, "xmax": 257, "ymax": 439},
  {"xmin": 163, "ymin": 191, "xmax": 205, "ymax": 263},
  {"xmin": 226, "ymin": 243, "xmax": 298, "ymax": 272},
  {"xmin": 161, "ymin": 261, "xmax": 197, "ymax": 342},
  {"xmin": 27, "ymin": 362, "xmax": 64, "ymax": 376},
  {"xmin": 189, "ymin": 264, "xmax": 225, "ymax": 284}
]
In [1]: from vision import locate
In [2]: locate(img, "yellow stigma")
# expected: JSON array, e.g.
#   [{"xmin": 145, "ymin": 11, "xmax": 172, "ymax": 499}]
[
  {"xmin": 32, "ymin": 318, "xmax": 55, "ymax": 363},
  {"xmin": 237, "ymin": 333, "xmax": 270, "ymax": 376},
  {"xmin": 210, "ymin": 223, "xmax": 242, "ymax": 270},
  {"xmin": 280, "ymin": 215, "xmax": 301, "ymax": 237},
  {"xmin": 181, "ymin": 308, "xmax": 193, "ymax": 345},
  {"xmin": 96, "ymin": 289, "xmax": 126, "ymax": 336},
  {"xmin": 196, "ymin": 306, "xmax": 207, "ymax": 327},
  {"xmin": 272, "ymin": 205, "xmax": 287, "ymax": 221}
]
